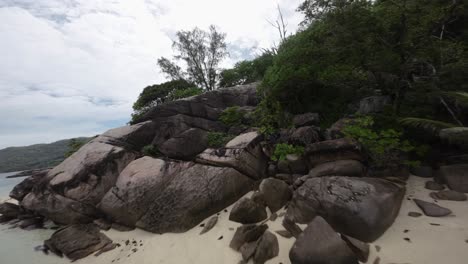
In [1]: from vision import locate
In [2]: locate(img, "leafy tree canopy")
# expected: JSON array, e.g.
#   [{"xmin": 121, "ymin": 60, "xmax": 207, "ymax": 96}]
[{"xmin": 157, "ymin": 25, "xmax": 228, "ymax": 91}]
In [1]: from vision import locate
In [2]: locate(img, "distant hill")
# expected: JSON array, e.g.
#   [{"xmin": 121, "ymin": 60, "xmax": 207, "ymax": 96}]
[{"xmin": 0, "ymin": 138, "xmax": 90, "ymax": 173}]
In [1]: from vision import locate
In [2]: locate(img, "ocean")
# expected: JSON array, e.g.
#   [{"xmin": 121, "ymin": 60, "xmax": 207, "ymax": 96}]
[{"xmin": 0, "ymin": 172, "xmax": 26, "ymax": 199}]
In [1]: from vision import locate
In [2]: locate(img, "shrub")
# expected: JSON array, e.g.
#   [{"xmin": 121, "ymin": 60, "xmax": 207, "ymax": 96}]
[
  {"xmin": 207, "ymin": 132, "xmax": 234, "ymax": 148},
  {"xmin": 141, "ymin": 145, "xmax": 161, "ymax": 157},
  {"xmin": 170, "ymin": 87, "xmax": 203, "ymax": 100},
  {"xmin": 219, "ymin": 106, "xmax": 244, "ymax": 126},
  {"xmin": 253, "ymin": 96, "xmax": 292, "ymax": 136},
  {"xmin": 342, "ymin": 116, "xmax": 416, "ymax": 166},
  {"xmin": 271, "ymin": 143, "xmax": 305, "ymax": 161}
]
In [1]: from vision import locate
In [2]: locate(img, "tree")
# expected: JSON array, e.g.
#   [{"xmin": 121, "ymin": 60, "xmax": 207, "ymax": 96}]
[
  {"xmin": 158, "ymin": 25, "xmax": 228, "ymax": 91},
  {"xmin": 131, "ymin": 80, "xmax": 201, "ymax": 123}
]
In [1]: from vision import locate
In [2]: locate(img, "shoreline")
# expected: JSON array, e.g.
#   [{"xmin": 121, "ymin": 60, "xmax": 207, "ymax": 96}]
[{"xmin": 1, "ymin": 176, "xmax": 468, "ymax": 264}]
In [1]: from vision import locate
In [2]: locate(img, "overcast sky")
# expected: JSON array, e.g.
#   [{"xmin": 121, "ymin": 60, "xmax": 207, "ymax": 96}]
[{"xmin": 0, "ymin": 0, "xmax": 303, "ymax": 149}]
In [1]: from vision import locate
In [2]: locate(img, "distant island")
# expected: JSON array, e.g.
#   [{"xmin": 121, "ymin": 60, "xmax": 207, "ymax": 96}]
[{"xmin": 0, "ymin": 137, "xmax": 91, "ymax": 173}]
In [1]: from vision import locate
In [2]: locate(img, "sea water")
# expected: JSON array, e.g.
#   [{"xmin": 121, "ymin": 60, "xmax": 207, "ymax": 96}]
[{"xmin": 0, "ymin": 172, "xmax": 25, "ymax": 199}]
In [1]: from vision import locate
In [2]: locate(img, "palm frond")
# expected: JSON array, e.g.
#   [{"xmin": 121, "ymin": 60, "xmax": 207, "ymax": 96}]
[
  {"xmin": 442, "ymin": 91, "xmax": 468, "ymax": 106},
  {"xmin": 399, "ymin": 117, "xmax": 457, "ymax": 135}
]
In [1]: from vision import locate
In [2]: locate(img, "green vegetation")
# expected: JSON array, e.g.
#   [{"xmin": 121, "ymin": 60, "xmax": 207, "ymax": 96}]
[
  {"xmin": 64, "ymin": 137, "xmax": 93, "ymax": 158},
  {"xmin": 271, "ymin": 143, "xmax": 305, "ymax": 161},
  {"xmin": 207, "ymin": 132, "xmax": 234, "ymax": 148},
  {"xmin": 260, "ymin": 0, "xmax": 467, "ymax": 128},
  {"xmin": 0, "ymin": 137, "xmax": 91, "ymax": 173},
  {"xmin": 157, "ymin": 25, "xmax": 228, "ymax": 91},
  {"xmin": 343, "ymin": 116, "xmax": 416, "ymax": 166},
  {"xmin": 219, "ymin": 106, "xmax": 245, "ymax": 126},
  {"xmin": 131, "ymin": 79, "xmax": 199, "ymax": 123},
  {"xmin": 141, "ymin": 145, "xmax": 161, "ymax": 157},
  {"xmin": 219, "ymin": 51, "xmax": 275, "ymax": 87}
]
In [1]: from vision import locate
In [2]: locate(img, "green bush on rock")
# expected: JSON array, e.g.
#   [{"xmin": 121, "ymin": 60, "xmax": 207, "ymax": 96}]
[
  {"xmin": 207, "ymin": 132, "xmax": 234, "ymax": 148},
  {"xmin": 271, "ymin": 143, "xmax": 305, "ymax": 161}
]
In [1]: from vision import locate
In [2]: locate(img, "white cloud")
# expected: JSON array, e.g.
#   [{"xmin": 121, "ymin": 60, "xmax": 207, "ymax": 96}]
[{"xmin": 0, "ymin": 0, "xmax": 303, "ymax": 149}]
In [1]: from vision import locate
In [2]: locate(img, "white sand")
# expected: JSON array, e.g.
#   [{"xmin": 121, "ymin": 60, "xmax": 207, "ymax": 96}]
[{"xmin": 1, "ymin": 176, "xmax": 468, "ymax": 264}]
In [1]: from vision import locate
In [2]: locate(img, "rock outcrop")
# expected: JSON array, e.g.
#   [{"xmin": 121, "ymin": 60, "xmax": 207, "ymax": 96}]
[
  {"xmin": 287, "ymin": 176, "xmax": 405, "ymax": 242},
  {"xmin": 305, "ymin": 138, "xmax": 364, "ymax": 166},
  {"xmin": 100, "ymin": 157, "xmax": 254, "ymax": 232},
  {"xmin": 44, "ymin": 224, "xmax": 114, "ymax": 260},
  {"xmin": 196, "ymin": 131, "xmax": 268, "ymax": 179},
  {"xmin": 437, "ymin": 164, "xmax": 468, "ymax": 193},
  {"xmin": 289, "ymin": 216, "xmax": 358, "ymax": 264}
]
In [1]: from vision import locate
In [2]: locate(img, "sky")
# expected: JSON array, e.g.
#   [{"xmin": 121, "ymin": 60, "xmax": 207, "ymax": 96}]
[{"xmin": 0, "ymin": 0, "xmax": 303, "ymax": 149}]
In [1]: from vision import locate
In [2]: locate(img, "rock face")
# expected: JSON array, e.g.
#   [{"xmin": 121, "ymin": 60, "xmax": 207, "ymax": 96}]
[
  {"xmin": 0, "ymin": 202, "xmax": 21, "ymax": 218},
  {"xmin": 305, "ymin": 138, "xmax": 364, "ymax": 166},
  {"xmin": 14, "ymin": 84, "xmax": 260, "ymax": 227},
  {"xmin": 413, "ymin": 199, "xmax": 452, "ymax": 217},
  {"xmin": 356, "ymin": 96, "xmax": 391, "ymax": 115},
  {"xmin": 229, "ymin": 197, "xmax": 267, "ymax": 224},
  {"xmin": 289, "ymin": 126, "xmax": 321, "ymax": 146},
  {"xmin": 439, "ymin": 127, "xmax": 468, "ymax": 149},
  {"xmin": 287, "ymin": 176, "xmax": 405, "ymax": 242},
  {"xmin": 21, "ymin": 122, "xmax": 155, "ymax": 224},
  {"xmin": 100, "ymin": 157, "xmax": 254, "ymax": 233},
  {"xmin": 293, "ymin": 113, "xmax": 320, "ymax": 127},
  {"xmin": 256, "ymin": 178, "xmax": 292, "ymax": 213},
  {"xmin": 196, "ymin": 132, "xmax": 268, "ymax": 180},
  {"xmin": 437, "ymin": 164, "xmax": 468, "ymax": 193},
  {"xmin": 307, "ymin": 160, "xmax": 365, "ymax": 178},
  {"xmin": 9, "ymin": 170, "xmax": 48, "ymax": 201},
  {"xmin": 44, "ymin": 224, "xmax": 113, "ymax": 260},
  {"xmin": 158, "ymin": 128, "xmax": 209, "ymax": 160},
  {"xmin": 289, "ymin": 216, "xmax": 358, "ymax": 264}
]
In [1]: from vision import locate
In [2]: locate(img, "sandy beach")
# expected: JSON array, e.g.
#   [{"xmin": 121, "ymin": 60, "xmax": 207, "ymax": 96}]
[{"xmin": 1, "ymin": 175, "xmax": 468, "ymax": 264}]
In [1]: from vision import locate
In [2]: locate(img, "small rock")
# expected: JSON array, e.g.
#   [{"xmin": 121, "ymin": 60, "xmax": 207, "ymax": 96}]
[
  {"xmin": 275, "ymin": 230, "xmax": 293, "ymax": 239},
  {"xmin": 112, "ymin": 223, "xmax": 135, "ymax": 232},
  {"xmin": 230, "ymin": 224, "xmax": 268, "ymax": 251},
  {"xmin": 253, "ymin": 231, "xmax": 279, "ymax": 264},
  {"xmin": 404, "ymin": 237, "xmax": 411, "ymax": 242},
  {"xmin": 425, "ymin": 181, "xmax": 444, "ymax": 191},
  {"xmin": 200, "ymin": 216, "xmax": 218, "ymax": 235},
  {"xmin": 289, "ymin": 216, "xmax": 358, "ymax": 264},
  {"xmin": 229, "ymin": 198, "xmax": 268, "ymax": 224},
  {"xmin": 240, "ymin": 240, "xmax": 259, "ymax": 261},
  {"xmin": 375, "ymin": 245, "xmax": 381, "ymax": 252},
  {"xmin": 414, "ymin": 199, "xmax": 452, "ymax": 217},
  {"xmin": 269, "ymin": 213, "xmax": 278, "ymax": 221},
  {"xmin": 341, "ymin": 235, "xmax": 370, "ymax": 263},
  {"xmin": 218, "ymin": 236, "xmax": 223, "ymax": 240},
  {"xmin": 408, "ymin": 212, "xmax": 422, "ymax": 217},
  {"xmin": 373, "ymin": 256, "xmax": 380, "ymax": 264},
  {"xmin": 94, "ymin": 219, "xmax": 112, "ymax": 231},
  {"xmin": 282, "ymin": 218, "xmax": 302, "ymax": 238},
  {"xmin": 430, "ymin": 190, "xmax": 467, "ymax": 201}
]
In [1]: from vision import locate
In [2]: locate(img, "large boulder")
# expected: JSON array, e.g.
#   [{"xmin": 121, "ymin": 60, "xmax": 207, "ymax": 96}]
[
  {"xmin": 356, "ymin": 96, "xmax": 391, "ymax": 115},
  {"xmin": 21, "ymin": 121, "xmax": 156, "ymax": 224},
  {"xmin": 326, "ymin": 118, "xmax": 354, "ymax": 140},
  {"xmin": 287, "ymin": 176, "xmax": 405, "ymax": 242},
  {"xmin": 9, "ymin": 169, "xmax": 48, "ymax": 201},
  {"xmin": 293, "ymin": 113, "xmax": 320, "ymax": 127},
  {"xmin": 255, "ymin": 178, "xmax": 292, "ymax": 213},
  {"xmin": 289, "ymin": 216, "xmax": 358, "ymax": 264},
  {"xmin": 307, "ymin": 160, "xmax": 365, "ymax": 178},
  {"xmin": 439, "ymin": 127, "xmax": 468, "ymax": 149},
  {"xmin": 100, "ymin": 157, "xmax": 255, "ymax": 233},
  {"xmin": 436, "ymin": 164, "xmax": 468, "ymax": 193},
  {"xmin": 305, "ymin": 138, "xmax": 364, "ymax": 166},
  {"xmin": 137, "ymin": 82, "xmax": 259, "ymax": 123},
  {"xmin": 44, "ymin": 224, "xmax": 114, "ymax": 261},
  {"xmin": 196, "ymin": 132, "xmax": 268, "ymax": 179},
  {"xmin": 229, "ymin": 197, "xmax": 267, "ymax": 224},
  {"xmin": 0, "ymin": 202, "xmax": 21, "ymax": 218},
  {"xmin": 158, "ymin": 128, "xmax": 209, "ymax": 160},
  {"xmin": 289, "ymin": 126, "xmax": 322, "ymax": 146}
]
